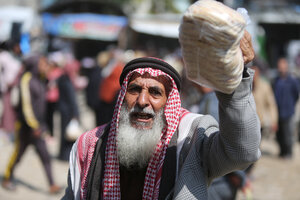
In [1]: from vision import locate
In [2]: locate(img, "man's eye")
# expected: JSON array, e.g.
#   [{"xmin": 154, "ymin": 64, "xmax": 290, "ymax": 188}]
[
  {"xmin": 149, "ymin": 88, "xmax": 162, "ymax": 96},
  {"xmin": 128, "ymin": 86, "xmax": 141, "ymax": 93}
]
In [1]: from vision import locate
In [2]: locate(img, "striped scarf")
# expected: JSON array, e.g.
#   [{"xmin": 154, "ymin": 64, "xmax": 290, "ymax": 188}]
[{"xmin": 102, "ymin": 67, "xmax": 182, "ymax": 200}]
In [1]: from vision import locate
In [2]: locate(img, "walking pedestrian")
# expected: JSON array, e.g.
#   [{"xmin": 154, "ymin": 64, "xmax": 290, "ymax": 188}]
[
  {"xmin": 273, "ymin": 57, "xmax": 299, "ymax": 159},
  {"xmin": 1, "ymin": 54, "xmax": 61, "ymax": 194}
]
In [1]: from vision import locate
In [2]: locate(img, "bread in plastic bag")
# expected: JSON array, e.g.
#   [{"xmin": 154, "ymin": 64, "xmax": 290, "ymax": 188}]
[{"xmin": 179, "ymin": 0, "xmax": 247, "ymax": 94}]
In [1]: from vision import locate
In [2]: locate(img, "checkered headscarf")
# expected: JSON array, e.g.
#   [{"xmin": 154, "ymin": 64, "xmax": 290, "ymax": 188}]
[{"xmin": 102, "ymin": 65, "xmax": 183, "ymax": 199}]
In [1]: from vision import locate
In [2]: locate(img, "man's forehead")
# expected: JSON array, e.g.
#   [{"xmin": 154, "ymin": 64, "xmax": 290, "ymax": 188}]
[
  {"xmin": 129, "ymin": 72, "xmax": 170, "ymax": 86},
  {"xmin": 127, "ymin": 72, "xmax": 173, "ymax": 96}
]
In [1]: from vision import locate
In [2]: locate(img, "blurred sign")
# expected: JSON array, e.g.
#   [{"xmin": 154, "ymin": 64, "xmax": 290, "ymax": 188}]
[
  {"xmin": 42, "ymin": 13, "xmax": 128, "ymax": 41},
  {"xmin": 0, "ymin": 6, "xmax": 36, "ymax": 42}
]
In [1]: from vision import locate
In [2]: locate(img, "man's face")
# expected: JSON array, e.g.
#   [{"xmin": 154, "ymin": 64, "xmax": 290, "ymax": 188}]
[
  {"xmin": 124, "ymin": 73, "xmax": 168, "ymax": 130},
  {"xmin": 38, "ymin": 57, "xmax": 49, "ymax": 76},
  {"xmin": 277, "ymin": 58, "xmax": 288, "ymax": 77}
]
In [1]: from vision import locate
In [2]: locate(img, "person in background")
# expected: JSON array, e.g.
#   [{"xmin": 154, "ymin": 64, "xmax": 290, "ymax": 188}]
[
  {"xmin": 64, "ymin": 52, "xmax": 87, "ymax": 91},
  {"xmin": 1, "ymin": 54, "xmax": 61, "ymax": 194},
  {"xmin": 273, "ymin": 57, "xmax": 299, "ymax": 159},
  {"xmin": 190, "ymin": 85, "xmax": 219, "ymax": 121},
  {"xmin": 97, "ymin": 47, "xmax": 124, "ymax": 126},
  {"xmin": 47, "ymin": 51, "xmax": 82, "ymax": 161},
  {"xmin": 45, "ymin": 54, "xmax": 63, "ymax": 137},
  {"xmin": 57, "ymin": 55, "xmax": 81, "ymax": 161},
  {"xmin": 251, "ymin": 58, "xmax": 278, "ymax": 138},
  {"xmin": 83, "ymin": 52, "xmax": 109, "ymax": 126},
  {"xmin": 0, "ymin": 41, "xmax": 22, "ymax": 139}
]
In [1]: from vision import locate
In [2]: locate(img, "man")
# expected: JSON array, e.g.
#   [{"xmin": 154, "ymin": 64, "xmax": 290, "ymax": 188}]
[
  {"xmin": 62, "ymin": 31, "xmax": 260, "ymax": 200},
  {"xmin": 273, "ymin": 57, "xmax": 299, "ymax": 159},
  {"xmin": 2, "ymin": 54, "xmax": 61, "ymax": 194}
]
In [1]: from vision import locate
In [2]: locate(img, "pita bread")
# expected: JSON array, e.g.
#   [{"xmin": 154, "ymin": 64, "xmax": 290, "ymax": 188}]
[{"xmin": 179, "ymin": 0, "xmax": 246, "ymax": 94}]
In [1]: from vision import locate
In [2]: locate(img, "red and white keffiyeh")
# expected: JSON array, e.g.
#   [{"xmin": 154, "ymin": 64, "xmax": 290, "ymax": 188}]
[{"xmin": 101, "ymin": 67, "xmax": 183, "ymax": 200}]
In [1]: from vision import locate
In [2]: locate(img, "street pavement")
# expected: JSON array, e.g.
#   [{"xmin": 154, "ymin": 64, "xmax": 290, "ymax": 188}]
[{"xmin": 243, "ymin": 136, "xmax": 300, "ymax": 200}]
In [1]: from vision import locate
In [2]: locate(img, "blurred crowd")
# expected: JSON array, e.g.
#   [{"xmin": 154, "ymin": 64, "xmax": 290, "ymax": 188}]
[{"xmin": 0, "ymin": 37, "xmax": 300, "ymax": 198}]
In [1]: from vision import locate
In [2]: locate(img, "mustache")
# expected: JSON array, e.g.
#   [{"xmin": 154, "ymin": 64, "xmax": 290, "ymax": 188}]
[
  {"xmin": 131, "ymin": 106, "xmax": 155, "ymax": 114},
  {"xmin": 129, "ymin": 105, "xmax": 155, "ymax": 118}
]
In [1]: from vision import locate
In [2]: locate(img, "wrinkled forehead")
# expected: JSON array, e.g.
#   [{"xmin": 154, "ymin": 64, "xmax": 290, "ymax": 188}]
[{"xmin": 128, "ymin": 72, "xmax": 173, "ymax": 96}]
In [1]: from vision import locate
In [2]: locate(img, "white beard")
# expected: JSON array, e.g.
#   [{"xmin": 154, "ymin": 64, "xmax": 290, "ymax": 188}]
[{"xmin": 116, "ymin": 103, "xmax": 165, "ymax": 169}]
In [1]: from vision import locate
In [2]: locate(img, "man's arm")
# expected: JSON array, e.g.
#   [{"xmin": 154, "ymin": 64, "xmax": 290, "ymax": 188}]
[
  {"xmin": 207, "ymin": 67, "xmax": 261, "ymax": 179},
  {"xmin": 204, "ymin": 30, "xmax": 261, "ymax": 181}
]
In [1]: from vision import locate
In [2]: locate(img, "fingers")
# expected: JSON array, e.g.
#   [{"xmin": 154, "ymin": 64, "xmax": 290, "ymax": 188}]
[{"xmin": 240, "ymin": 30, "xmax": 255, "ymax": 64}]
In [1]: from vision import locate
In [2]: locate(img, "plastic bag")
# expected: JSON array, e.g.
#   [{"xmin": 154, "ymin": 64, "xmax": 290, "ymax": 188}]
[
  {"xmin": 179, "ymin": 0, "xmax": 248, "ymax": 94},
  {"xmin": 65, "ymin": 119, "xmax": 84, "ymax": 141}
]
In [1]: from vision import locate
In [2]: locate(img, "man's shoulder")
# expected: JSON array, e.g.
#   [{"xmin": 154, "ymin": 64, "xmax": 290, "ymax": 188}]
[
  {"xmin": 179, "ymin": 112, "xmax": 217, "ymax": 125},
  {"xmin": 179, "ymin": 112, "xmax": 218, "ymax": 136},
  {"xmin": 179, "ymin": 112, "xmax": 204, "ymax": 135},
  {"xmin": 82, "ymin": 124, "xmax": 108, "ymax": 139},
  {"xmin": 180, "ymin": 112, "xmax": 202, "ymax": 123},
  {"xmin": 77, "ymin": 124, "xmax": 109, "ymax": 155}
]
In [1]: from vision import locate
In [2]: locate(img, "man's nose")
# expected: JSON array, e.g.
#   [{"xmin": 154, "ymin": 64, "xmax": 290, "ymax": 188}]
[{"xmin": 137, "ymin": 91, "xmax": 150, "ymax": 109}]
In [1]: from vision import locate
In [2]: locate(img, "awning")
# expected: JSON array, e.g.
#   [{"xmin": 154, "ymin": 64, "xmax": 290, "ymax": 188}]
[
  {"xmin": 130, "ymin": 14, "xmax": 181, "ymax": 38},
  {"xmin": 42, "ymin": 13, "xmax": 128, "ymax": 41},
  {"xmin": 250, "ymin": 9, "xmax": 300, "ymax": 24}
]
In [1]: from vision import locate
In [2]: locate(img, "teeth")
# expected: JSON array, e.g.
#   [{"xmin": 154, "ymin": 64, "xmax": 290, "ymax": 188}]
[
  {"xmin": 138, "ymin": 114, "xmax": 150, "ymax": 119},
  {"xmin": 136, "ymin": 113, "xmax": 152, "ymax": 119},
  {"xmin": 130, "ymin": 112, "xmax": 154, "ymax": 120}
]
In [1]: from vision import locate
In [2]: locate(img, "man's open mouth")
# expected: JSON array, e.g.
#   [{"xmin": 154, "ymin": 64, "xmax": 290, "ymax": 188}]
[{"xmin": 130, "ymin": 112, "xmax": 154, "ymax": 121}]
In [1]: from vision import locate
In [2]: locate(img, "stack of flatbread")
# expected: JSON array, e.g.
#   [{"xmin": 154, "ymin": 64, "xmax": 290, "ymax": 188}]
[{"xmin": 179, "ymin": 0, "xmax": 246, "ymax": 94}]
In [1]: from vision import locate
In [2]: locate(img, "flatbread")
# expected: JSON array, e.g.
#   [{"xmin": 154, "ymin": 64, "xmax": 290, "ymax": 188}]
[{"xmin": 179, "ymin": 0, "xmax": 246, "ymax": 94}]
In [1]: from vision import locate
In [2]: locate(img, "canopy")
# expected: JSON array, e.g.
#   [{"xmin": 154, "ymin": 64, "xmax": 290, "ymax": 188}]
[
  {"xmin": 130, "ymin": 14, "xmax": 181, "ymax": 38},
  {"xmin": 251, "ymin": 9, "xmax": 300, "ymax": 24},
  {"xmin": 42, "ymin": 13, "xmax": 128, "ymax": 41}
]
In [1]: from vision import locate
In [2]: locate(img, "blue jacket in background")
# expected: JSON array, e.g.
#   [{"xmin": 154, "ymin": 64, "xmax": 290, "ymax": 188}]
[{"xmin": 273, "ymin": 75, "xmax": 299, "ymax": 119}]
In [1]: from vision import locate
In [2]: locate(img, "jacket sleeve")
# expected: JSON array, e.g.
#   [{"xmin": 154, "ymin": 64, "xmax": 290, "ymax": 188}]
[
  {"xmin": 204, "ymin": 67, "xmax": 261, "ymax": 181},
  {"xmin": 20, "ymin": 72, "xmax": 40, "ymax": 130}
]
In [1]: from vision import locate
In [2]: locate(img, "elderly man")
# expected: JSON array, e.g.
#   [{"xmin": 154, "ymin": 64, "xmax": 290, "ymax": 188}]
[{"xmin": 62, "ymin": 31, "xmax": 260, "ymax": 200}]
